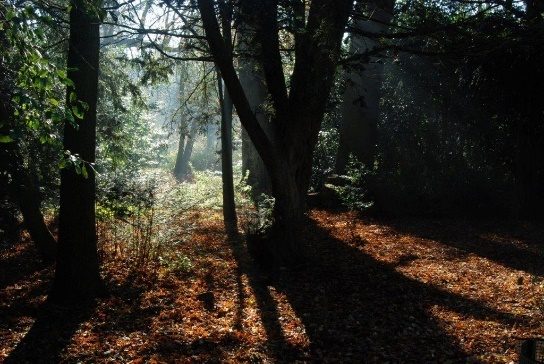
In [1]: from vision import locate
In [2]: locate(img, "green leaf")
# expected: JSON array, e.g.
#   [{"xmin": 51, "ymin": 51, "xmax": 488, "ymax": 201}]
[
  {"xmin": 49, "ymin": 98, "xmax": 60, "ymax": 107},
  {"xmin": 72, "ymin": 104, "xmax": 84, "ymax": 119},
  {"xmin": 81, "ymin": 164, "xmax": 88, "ymax": 178},
  {"xmin": 0, "ymin": 135, "xmax": 14, "ymax": 143},
  {"xmin": 6, "ymin": 9, "xmax": 16, "ymax": 21}
]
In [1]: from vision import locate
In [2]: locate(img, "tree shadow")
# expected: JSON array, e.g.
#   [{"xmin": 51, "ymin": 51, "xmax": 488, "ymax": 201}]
[
  {"xmin": 227, "ymin": 236, "xmax": 304, "ymax": 361},
  {"xmin": 236, "ymin": 217, "xmax": 532, "ymax": 362},
  {"xmin": 94, "ymin": 278, "xmax": 154, "ymax": 335},
  {"xmin": 0, "ymin": 242, "xmax": 50, "ymax": 291},
  {"xmin": 0, "ymin": 276, "xmax": 50, "ymax": 323},
  {"xmin": 3, "ymin": 273, "xmax": 152, "ymax": 363},
  {"xmin": 4, "ymin": 301, "xmax": 95, "ymax": 363},
  {"xmin": 142, "ymin": 334, "xmax": 242, "ymax": 362},
  {"xmin": 384, "ymin": 218, "xmax": 544, "ymax": 277}
]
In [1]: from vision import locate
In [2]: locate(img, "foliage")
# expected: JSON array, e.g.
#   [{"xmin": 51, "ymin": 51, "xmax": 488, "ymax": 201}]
[
  {"xmin": 332, "ymin": 156, "xmax": 374, "ymax": 212},
  {"xmin": 361, "ymin": 1, "xmax": 544, "ymax": 217},
  {"xmin": 97, "ymin": 169, "xmax": 253, "ymax": 274},
  {"xmin": 310, "ymin": 129, "xmax": 339, "ymax": 192}
]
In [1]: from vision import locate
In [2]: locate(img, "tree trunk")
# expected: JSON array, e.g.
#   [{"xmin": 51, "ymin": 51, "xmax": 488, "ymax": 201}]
[
  {"xmin": 218, "ymin": 74, "xmax": 238, "ymax": 235},
  {"xmin": 217, "ymin": 1, "xmax": 238, "ymax": 236},
  {"xmin": 12, "ymin": 163, "xmax": 57, "ymax": 262},
  {"xmin": 50, "ymin": 0, "xmax": 104, "ymax": 303},
  {"xmin": 173, "ymin": 68, "xmax": 187, "ymax": 180},
  {"xmin": 176, "ymin": 120, "xmax": 197, "ymax": 181},
  {"xmin": 173, "ymin": 125, "xmax": 187, "ymax": 180},
  {"xmin": 173, "ymin": 121, "xmax": 197, "ymax": 182},
  {"xmin": 335, "ymin": 0, "xmax": 395, "ymax": 173}
]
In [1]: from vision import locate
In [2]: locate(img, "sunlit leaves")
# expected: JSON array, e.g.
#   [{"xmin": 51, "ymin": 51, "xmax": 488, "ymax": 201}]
[
  {"xmin": 59, "ymin": 150, "xmax": 94, "ymax": 178},
  {"xmin": 0, "ymin": 135, "xmax": 15, "ymax": 143},
  {"xmin": 5, "ymin": 3, "xmax": 66, "ymax": 150}
]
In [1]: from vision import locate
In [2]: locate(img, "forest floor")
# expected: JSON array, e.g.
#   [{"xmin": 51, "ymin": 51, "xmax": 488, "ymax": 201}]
[{"xmin": 1, "ymin": 209, "xmax": 543, "ymax": 363}]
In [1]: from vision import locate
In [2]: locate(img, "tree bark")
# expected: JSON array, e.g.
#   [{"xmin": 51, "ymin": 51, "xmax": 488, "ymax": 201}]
[
  {"xmin": 218, "ymin": 74, "xmax": 238, "ymax": 235},
  {"xmin": 217, "ymin": 1, "xmax": 238, "ymax": 236},
  {"xmin": 50, "ymin": 0, "xmax": 104, "ymax": 303}
]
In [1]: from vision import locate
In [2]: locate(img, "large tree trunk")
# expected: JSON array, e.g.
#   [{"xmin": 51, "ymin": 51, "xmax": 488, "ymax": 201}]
[
  {"xmin": 50, "ymin": 0, "xmax": 104, "ymax": 303},
  {"xmin": 205, "ymin": 122, "xmax": 218, "ymax": 164},
  {"xmin": 335, "ymin": 0, "xmax": 395, "ymax": 173},
  {"xmin": 515, "ymin": 0, "xmax": 544, "ymax": 218}
]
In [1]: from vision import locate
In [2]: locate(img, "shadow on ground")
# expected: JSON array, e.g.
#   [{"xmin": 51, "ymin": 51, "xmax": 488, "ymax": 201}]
[
  {"xmin": 231, "ymin": 217, "xmax": 532, "ymax": 363},
  {"xmin": 386, "ymin": 219, "xmax": 544, "ymax": 276}
]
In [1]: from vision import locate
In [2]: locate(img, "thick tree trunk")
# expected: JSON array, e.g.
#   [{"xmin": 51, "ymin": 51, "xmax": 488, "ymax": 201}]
[
  {"xmin": 174, "ymin": 121, "xmax": 197, "ymax": 182},
  {"xmin": 335, "ymin": 0, "xmax": 394, "ymax": 173},
  {"xmin": 50, "ymin": 0, "xmax": 104, "ymax": 303}
]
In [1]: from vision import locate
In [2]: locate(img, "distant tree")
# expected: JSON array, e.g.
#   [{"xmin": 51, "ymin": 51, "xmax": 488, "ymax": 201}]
[
  {"xmin": 174, "ymin": 119, "xmax": 198, "ymax": 181},
  {"xmin": 173, "ymin": 65, "xmax": 194, "ymax": 181},
  {"xmin": 50, "ymin": 0, "xmax": 104, "ymax": 303},
  {"xmin": 335, "ymin": 0, "xmax": 395, "ymax": 173}
]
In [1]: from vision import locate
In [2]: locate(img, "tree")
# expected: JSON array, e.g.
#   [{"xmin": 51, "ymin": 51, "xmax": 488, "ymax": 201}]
[
  {"xmin": 335, "ymin": 0, "xmax": 395, "ymax": 173},
  {"xmin": 217, "ymin": 0, "xmax": 237, "ymax": 236},
  {"xmin": 50, "ymin": 0, "xmax": 104, "ymax": 303},
  {"xmin": 174, "ymin": 119, "xmax": 198, "ymax": 181},
  {"xmin": 173, "ymin": 65, "xmax": 195, "ymax": 181},
  {"xmin": 218, "ymin": 75, "xmax": 238, "ymax": 235},
  {"xmin": 198, "ymin": 0, "xmax": 353, "ymax": 265}
]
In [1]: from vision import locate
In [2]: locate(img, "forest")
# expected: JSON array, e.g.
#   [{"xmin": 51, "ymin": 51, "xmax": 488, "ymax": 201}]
[{"xmin": 1, "ymin": 0, "xmax": 543, "ymax": 362}]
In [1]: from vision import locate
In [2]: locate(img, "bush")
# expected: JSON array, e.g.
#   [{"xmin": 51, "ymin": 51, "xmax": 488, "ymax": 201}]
[{"xmin": 332, "ymin": 156, "xmax": 374, "ymax": 211}]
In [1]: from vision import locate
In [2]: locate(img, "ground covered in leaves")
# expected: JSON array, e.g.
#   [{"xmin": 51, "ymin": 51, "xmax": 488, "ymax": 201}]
[{"xmin": 1, "ymin": 210, "xmax": 543, "ymax": 363}]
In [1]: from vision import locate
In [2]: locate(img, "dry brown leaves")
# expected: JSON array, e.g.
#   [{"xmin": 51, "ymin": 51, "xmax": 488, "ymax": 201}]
[{"xmin": 0, "ymin": 211, "xmax": 543, "ymax": 363}]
